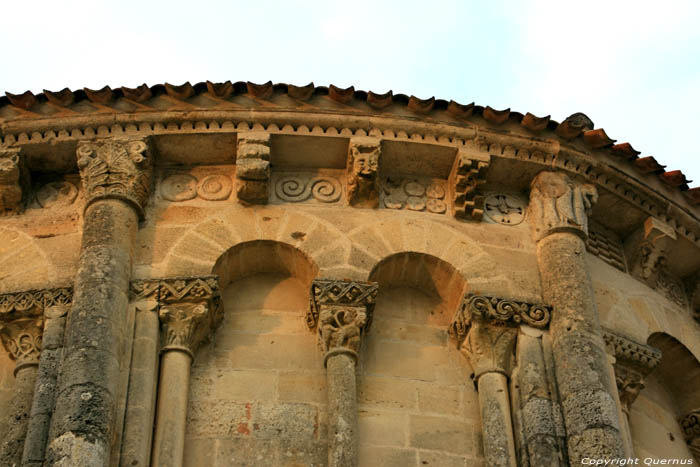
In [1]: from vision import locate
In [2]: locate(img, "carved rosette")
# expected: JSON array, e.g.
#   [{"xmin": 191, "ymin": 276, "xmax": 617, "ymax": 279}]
[
  {"xmin": 0, "ymin": 287, "xmax": 73, "ymax": 374},
  {"xmin": 450, "ymin": 294, "xmax": 552, "ymax": 380},
  {"xmin": 347, "ymin": 137, "xmax": 380, "ymax": 208},
  {"xmin": 528, "ymin": 171, "xmax": 598, "ymax": 242},
  {"xmin": 308, "ymin": 279, "xmax": 378, "ymax": 364},
  {"xmin": 76, "ymin": 138, "xmax": 152, "ymax": 216},
  {"xmin": 679, "ymin": 410, "xmax": 700, "ymax": 462},
  {"xmin": 602, "ymin": 329, "xmax": 662, "ymax": 414},
  {"xmin": 236, "ymin": 132, "xmax": 271, "ymax": 204},
  {"xmin": 139, "ymin": 276, "xmax": 224, "ymax": 357},
  {"xmin": 0, "ymin": 148, "xmax": 30, "ymax": 215},
  {"xmin": 448, "ymin": 148, "xmax": 490, "ymax": 221}
]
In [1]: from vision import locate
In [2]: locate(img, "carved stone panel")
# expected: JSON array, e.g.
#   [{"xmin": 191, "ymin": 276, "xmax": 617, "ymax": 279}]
[
  {"xmin": 380, "ymin": 176, "xmax": 447, "ymax": 214},
  {"xmin": 272, "ymin": 172, "xmax": 343, "ymax": 204},
  {"xmin": 35, "ymin": 181, "xmax": 79, "ymax": 208},
  {"xmin": 161, "ymin": 172, "xmax": 233, "ymax": 202},
  {"xmin": 483, "ymin": 193, "xmax": 526, "ymax": 225},
  {"xmin": 347, "ymin": 137, "xmax": 380, "ymax": 208},
  {"xmin": 0, "ymin": 148, "xmax": 29, "ymax": 215}
]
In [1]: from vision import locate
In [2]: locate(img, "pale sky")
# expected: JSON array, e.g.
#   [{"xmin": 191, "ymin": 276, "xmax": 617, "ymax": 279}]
[{"xmin": 2, "ymin": 0, "xmax": 699, "ymax": 184}]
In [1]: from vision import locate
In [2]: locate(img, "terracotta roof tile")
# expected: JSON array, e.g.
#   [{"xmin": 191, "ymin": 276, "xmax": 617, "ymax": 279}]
[
  {"xmin": 610, "ymin": 143, "xmax": 640, "ymax": 160},
  {"xmin": 582, "ymin": 129, "xmax": 616, "ymax": 148},
  {"xmin": 165, "ymin": 82, "xmax": 194, "ymax": 100},
  {"xmin": 367, "ymin": 90, "xmax": 393, "ymax": 109},
  {"xmin": 328, "ymin": 85, "xmax": 354, "ymax": 104},
  {"xmin": 121, "ymin": 84, "xmax": 152, "ymax": 102},
  {"xmin": 521, "ymin": 112, "xmax": 550, "ymax": 132},
  {"xmin": 6, "ymin": 90, "xmax": 37, "ymax": 110},
  {"xmin": 483, "ymin": 106, "xmax": 510, "ymax": 124},
  {"xmin": 407, "ymin": 96, "xmax": 435, "ymax": 114},
  {"xmin": 660, "ymin": 170, "xmax": 691, "ymax": 190},
  {"xmin": 634, "ymin": 156, "xmax": 666, "ymax": 174},
  {"xmin": 685, "ymin": 187, "xmax": 700, "ymax": 205},
  {"xmin": 44, "ymin": 88, "xmax": 74, "ymax": 107},
  {"xmin": 206, "ymin": 80, "xmax": 233, "ymax": 98},
  {"xmin": 288, "ymin": 82, "xmax": 314, "ymax": 101},
  {"xmin": 246, "ymin": 81, "xmax": 274, "ymax": 99},
  {"xmin": 84, "ymin": 86, "xmax": 114, "ymax": 104}
]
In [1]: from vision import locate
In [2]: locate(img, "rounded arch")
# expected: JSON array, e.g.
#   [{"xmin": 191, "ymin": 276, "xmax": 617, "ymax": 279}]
[
  {"xmin": 647, "ymin": 332, "xmax": 700, "ymax": 414},
  {"xmin": 369, "ymin": 251, "xmax": 467, "ymax": 323},
  {"xmin": 212, "ymin": 239, "xmax": 318, "ymax": 290}
]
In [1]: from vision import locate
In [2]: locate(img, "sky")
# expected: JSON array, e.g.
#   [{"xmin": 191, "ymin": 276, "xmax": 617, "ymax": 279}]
[{"xmin": 2, "ymin": 0, "xmax": 699, "ymax": 184}]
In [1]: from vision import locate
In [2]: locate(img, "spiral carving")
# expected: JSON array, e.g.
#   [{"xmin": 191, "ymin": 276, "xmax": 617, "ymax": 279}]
[{"xmin": 276, "ymin": 176, "xmax": 341, "ymax": 203}]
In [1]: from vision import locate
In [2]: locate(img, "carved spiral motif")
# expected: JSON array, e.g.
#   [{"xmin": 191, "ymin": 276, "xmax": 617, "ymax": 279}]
[
  {"xmin": 276, "ymin": 176, "xmax": 341, "ymax": 203},
  {"xmin": 36, "ymin": 181, "xmax": 78, "ymax": 208},
  {"xmin": 520, "ymin": 304, "xmax": 551, "ymax": 327},
  {"xmin": 680, "ymin": 411, "xmax": 700, "ymax": 441},
  {"xmin": 197, "ymin": 175, "xmax": 232, "ymax": 201},
  {"xmin": 161, "ymin": 174, "xmax": 197, "ymax": 201}
]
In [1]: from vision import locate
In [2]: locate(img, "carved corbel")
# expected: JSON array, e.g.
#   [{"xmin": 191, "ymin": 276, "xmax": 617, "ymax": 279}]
[
  {"xmin": 346, "ymin": 137, "xmax": 380, "ymax": 208},
  {"xmin": 0, "ymin": 148, "xmax": 30, "ymax": 215},
  {"xmin": 449, "ymin": 294, "xmax": 552, "ymax": 379},
  {"xmin": 448, "ymin": 147, "xmax": 490, "ymax": 221},
  {"xmin": 236, "ymin": 132, "xmax": 271, "ymax": 204},
  {"xmin": 624, "ymin": 217, "xmax": 687, "ymax": 308},
  {"xmin": 602, "ymin": 329, "xmax": 661, "ymax": 414},
  {"xmin": 76, "ymin": 138, "xmax": 153, "ymax": 217},
  {"xmin": 156, "ymin": 277, "xmax": 222, "ymax": 357},
  {"xmin": 679, "ymin": 410, "xmax": 700, "ymax": 462},
  {"xmin": 308, "ymin": 279, "xmax": 378, "ymax": 365},
  {"xmin": 528, "ymin": 171, "xmax": 598, "ymax": 242},
  {"xmin": 687, "ymin": 275, "xmax": 700, "ymax": 324}
]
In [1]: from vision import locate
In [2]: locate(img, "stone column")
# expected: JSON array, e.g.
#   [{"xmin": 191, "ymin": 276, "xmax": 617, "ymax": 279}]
[
  {"xmin": 450, "ymin": 294, "xmax": 551, "ymax": 467},
  {"xmin": 602, "ymin": 329, "xmax": 662, "ymax": 457},
  {"xmin": 46, "ymin": 138, "xmax": 152, "ymax": 467},
  {"xmin": 680, "ymin": 409, "xmax": 700, "ymax": 463},
  {"xmin": 308, "ymin": 279, "xmax": 378, "ymax": 467},
  {"xmin": 529, "ymin": 170, "xmax": 625, "ymax": 463},
  {"xmin": 151, "ymin": 277, "xmax": 222, "ymax": 467},
  {"xmin": 0, "ymin": 290, "xmax": 45, "ymax": 467},
  {"xmin": 22, "ymin": 288, "xmax": 73, "ymax": 467}
]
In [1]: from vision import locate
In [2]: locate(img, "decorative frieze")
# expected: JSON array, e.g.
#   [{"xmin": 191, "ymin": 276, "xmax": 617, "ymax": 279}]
[
  {"xmin": 0, "ymin": 148, "xmax": 29, "ymax": 215},
  {"xmin": 161, "ymin": 173, "xmax": 233, "ymax": 202},
  {"xmin": 346, "ymin": 137, "xmax": 380, "ymax": 208},
  {"xmin": 529, "ymin": 171, "xmax": 598, "ymax": 241},
  {"xmin": 603, "ymin": 330, "xmax": 661, "ymax": 414},
  {"xmin": 76, "ymin": 138, "xmax": 152, "ymax": 215},
  {"xmin": 448, "ymin": 148, "xmax": 489, "ymax": 221},
  {"xmin": 274, "ymin": 173, "xmax": 342, "ymax": 203},
  {"xmin": 679, "ymin": 410, "xmax": 700, "ymax": 461},
  {"xmin": 308, "ymin": 279, "xmax": 378, "ymax": 363},
  {"xmin": 236, "ymin": 132, "xmax": 271, "ymax": 204},
  {"xmin": 381, "ymin": 176, "xmax": 447, "ymax": 214},
  {"xmin": 626, "ymin": 217, "xmax": 687, "ymax": 308}
]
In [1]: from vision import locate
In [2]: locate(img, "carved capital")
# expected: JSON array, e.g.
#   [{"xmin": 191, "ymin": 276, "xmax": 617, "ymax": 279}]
[
  {"xmin": 528, "ymin": 171, "xmax": 598, "ymax": 242},
  {"xmin": 347, "ymin": 137, "xmax": 380, "ymax": 208},
  {"xmin": 448, "ymin": 148, "xmax": 489, "ymax": 221},
  {"xmin": 76, "ymin": 138, "xmax": 152, "ymax": 216},
  {"xmin": 0, "ymin": 148, "xmax": 30, "ymax": 215},
  {"xmin": 236, "ymin": 132, "xmax": 270, "ymax": 204},
  {"xmin": 308, "ymin": 279, "xmax": 378, "ymax": 363},
  {"xmin": 0, "ymin": 287, "xmax": 72, "ymax": 373},
  {"xmin": 679, "ymin": 409, "xmax": 700, "ymax": 462},
  {"xmin": 603, "ymin": 329, "xmax": 661, "ymax": 413},
  {"xmin": 450, "ymin": 295, "xmax": 551, "ymax": 379},
  {"xmin": 134, "ymin": 276, "xmax": 222, "ymax": 356}
]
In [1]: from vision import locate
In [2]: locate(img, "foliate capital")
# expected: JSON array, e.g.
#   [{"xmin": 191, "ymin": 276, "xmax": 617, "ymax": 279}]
[
  {"xmin": 0, "ymin": 147, "xmax": 30, "ymax": 215},
  {"xmin": 76, "ymin": 138, "xmax": 152, "ymax": 216},
  {"xmin": 450, "ymin": 294, "xmax": 552, "ymax": 379},
  {"xmin": 602, "ymin": 329, "xmax": 661, "ymax": 413},
  {"xmin": 308, "ymin": 279, "xmax": 378, "ymax": 363},
  {"xmin": 528, "ymin": 170, "xmax": 598, "ymax": 242},
  {"xmin": 140, "ymin": 276, "xmax": 223, "ymax": 357},
  {"xmin": 347, "ymin": 137, "xmax": 381, "ymax": 208}
]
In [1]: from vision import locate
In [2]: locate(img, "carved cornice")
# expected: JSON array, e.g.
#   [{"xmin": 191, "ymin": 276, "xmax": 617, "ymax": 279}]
[
  {"xmin": 236, "ymin": 132, "xmax": 270, "ymax": 204},
  {"xmin": 308, "ymin": 279, "xmax": 378, "ymax": 364},
  {"xmin": 130, "ymin": 276, "xmax": 222, "ymax": 356},
  {"xmin": 0, "ymin": 287, "xmax": 73, "ymax": 372},
  {"xmin": 347, "ymin": 137, "xmax": 380, "ymax": 208},
  {"xmin": 528, "ymin": 170, "xmax": 598, "ymax": 242},
  {"xmin": 603, "ymin": 329, "xmax": 662, "ymax": 413},
  {"xmin": 76, "ymin": 138, "xmax": 152, "ymax": 216},
  {"xmin": 448, "ymin": 147, "xmax": 489, "ymax": 221},
  {"xmin": 0, "ymin": 147, "xmax": 29, "ymax": 215},
  {"xmin": 449, "ymin": 294, "xmax": 552, "ymax": 347},
  {"xmin": 679, "ymin": 409, "xmax": 700, "ymax": 462}
]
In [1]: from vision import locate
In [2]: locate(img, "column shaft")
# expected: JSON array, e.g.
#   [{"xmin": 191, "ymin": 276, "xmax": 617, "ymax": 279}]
[
  {"xmin": 47, "ymin": 199, "xmax": 138, "ymax": 466},
  {"xmin": 537, "ymin": 232, "xmax": 624, "ymax": 461},
  {"xmin": 0, "ymin": 365, "xmax": 38, "ymax": 466},
  {"xmin": 22, "ymin": 308, "xmax": 67, "ymax": 466},
  {"xmin": 478, "ymin": 372, "xmax": 517, "ymax": 467},
  {"xmin": 326, "ymin": 353, "xmax": 358, "ymax": 467},
  {"xmin": 151, "ymin": 351, "xmax": 191, "ymax": 467}
]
